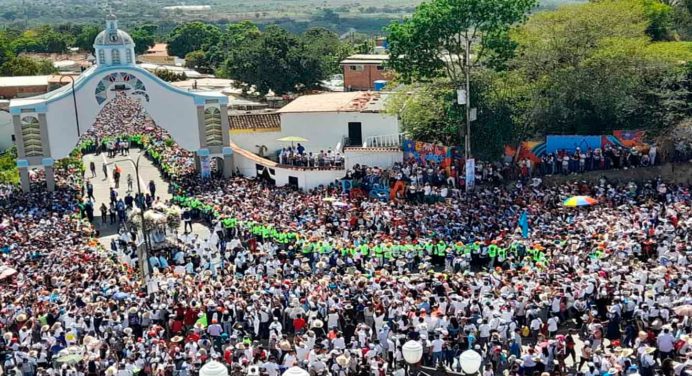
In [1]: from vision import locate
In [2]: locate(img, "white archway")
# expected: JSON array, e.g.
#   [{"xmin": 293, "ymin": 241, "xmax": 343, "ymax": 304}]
[{"xmin": 8, "ymin": 14, "xmax": 233, "ymax": 192}]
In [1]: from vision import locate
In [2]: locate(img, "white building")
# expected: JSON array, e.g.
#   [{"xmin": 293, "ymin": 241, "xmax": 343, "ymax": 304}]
[
  {"xmin": 229, "ymin": 91, "xmax": 403, "ymax": 189},
  {"xmin": 9, "ymin": 13, "xmax": 232, "ymax": 192},
  {"xmin": 231, "ymin": 91, "xmax": 399, "ymax": 156}
]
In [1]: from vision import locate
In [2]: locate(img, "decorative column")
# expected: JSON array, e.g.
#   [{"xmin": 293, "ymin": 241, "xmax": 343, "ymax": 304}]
[
  {"xmin": 17, "ymin": 159, "xmax": 30, "ymax": 193},
  {"xmin": 196, "ymin": 149, "xmax": 210, "ymax": 178},
  {"xmin": 222, "ymin": 147, "xmax": 234, "ymax": 178},
  {"xmin": 43, "ymin": 158, "xmax": 55, "ymax": 192}
]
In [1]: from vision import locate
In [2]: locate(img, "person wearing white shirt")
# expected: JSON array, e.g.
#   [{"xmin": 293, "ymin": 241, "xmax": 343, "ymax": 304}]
[
  {"xmin": 431, "ymin": 337, "xmax": 445, "ymax": 366},
  {"xmin": 547, "ymin": 316, "xmax": 559, "ymax": 337},
  {"xmin": 282, "ymin": 351, "xmax": 297, "ymax": 367},
  {"xmin": 530, "ymin": 317, "xmax": 543, "ymax": 340}
]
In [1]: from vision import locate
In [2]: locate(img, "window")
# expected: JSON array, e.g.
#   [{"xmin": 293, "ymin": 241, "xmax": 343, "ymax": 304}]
[
  {"xmin": 349, "ymin": 65, "xmax": 364, "ymax": 72},
  {"xmin": 111, "ymin": 49, "xmax": 120, "ymax": 65},
  {"xmin": 376, "ymin": 65, "xmax": 384, "ymax": 71},
  {"xmin": 204, "ymin": 107, "xmax": 223, "ymax": 146},
  {"xmin": 98, "ymin": 50, "xmax": 106, "ymax": 64},
  {"xmin": 125, "ymin": 49, "xmax": 133, "ymax": 64}
]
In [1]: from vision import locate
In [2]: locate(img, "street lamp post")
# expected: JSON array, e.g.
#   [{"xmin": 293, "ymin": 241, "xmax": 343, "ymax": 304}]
[
  {"xmin": 458, "ymin": 350, "xmax": 482, "ymax": 376},
  {"xmin": 59, "ymin": 75, "xmax": 80, "ymax": 139},
  {"xmin": 108, "ymin": 152, "xmax": 150, "ymax": 280},
  {"xmin": 403, "ymin": 340, "xmax": 424, "ymax": 376}
]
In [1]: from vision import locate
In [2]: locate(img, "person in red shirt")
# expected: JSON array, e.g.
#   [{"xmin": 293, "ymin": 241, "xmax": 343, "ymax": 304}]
[
  {"xmin": 185, "ymin": 329, "xmax": 200, "ymax": 343},
  {"xmin": 171, "ymin": 319, "xmax": 184, "ymax": 335},
  {"xmin": 293, "ymin": 315, "xmax": 306, "ymax": 334}
]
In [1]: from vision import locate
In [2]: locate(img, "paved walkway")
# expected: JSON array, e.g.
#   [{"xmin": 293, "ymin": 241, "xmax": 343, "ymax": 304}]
[{"xmin": 82, "ymin": 148, "xmax": 209, "ymax": 249}]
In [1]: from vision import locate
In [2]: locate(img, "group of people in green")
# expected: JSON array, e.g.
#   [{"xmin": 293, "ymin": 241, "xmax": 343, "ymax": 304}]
[{"xmin": 172, "ymin": 195, "xmax": 554, "ymax": 267}]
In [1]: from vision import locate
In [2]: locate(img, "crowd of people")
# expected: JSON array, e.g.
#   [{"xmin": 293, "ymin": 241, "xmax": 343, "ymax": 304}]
[
  {"xmin": 1, "ymin": 93, "xmax": 691, "ymax": 376},
  {"xmin": 3, "ymin": 158, "xmax": 692, "ymax": 376},
  {"xmin": 277, "ymin": 145, "xmax": 345, "ymax": 170}
]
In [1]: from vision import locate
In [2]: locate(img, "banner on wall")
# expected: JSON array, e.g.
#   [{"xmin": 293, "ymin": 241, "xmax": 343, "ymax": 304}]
[
  {"xmin": 465, "ymin": 158, "xmax": 475, "ymax": 191},
  {"xmin": 401, "ymin": 139, "xmax": 463, "ymax": 168},
  {"xmin": 505, "ymin": 130, "xmax": 650, "ymax": 162},
  {"xmin": 545, "ymin": 135, "xmax": 603, "ymax": 154},
  {"xmin": 200, "ymin": 156, "xmax": 211, "ymax": 178}
]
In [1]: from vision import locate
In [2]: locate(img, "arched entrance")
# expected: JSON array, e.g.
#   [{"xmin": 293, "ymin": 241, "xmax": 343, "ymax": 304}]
[{"xmin": 9, "ymin": 14, "xmax": 233, "ymax": 192}]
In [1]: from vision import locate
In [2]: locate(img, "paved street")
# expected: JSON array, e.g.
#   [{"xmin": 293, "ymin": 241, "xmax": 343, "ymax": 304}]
[{"xmin": 82, "ymin": 148, "xmax": 209, "ymax": 249}]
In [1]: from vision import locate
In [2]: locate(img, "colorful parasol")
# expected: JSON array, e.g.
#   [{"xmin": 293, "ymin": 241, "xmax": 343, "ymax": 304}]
[{"xmin": 563, "ymin": 195, "xmax": 598, "ymax": 207}]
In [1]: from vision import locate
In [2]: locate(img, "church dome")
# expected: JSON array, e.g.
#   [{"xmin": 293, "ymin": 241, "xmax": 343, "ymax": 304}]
[
  {"xmin": 94, "ymin": 13, "xmax": 134, "ymax": 46},
  {"xmin": 94, "ymin": 29, "xmax": 134, "ymax": 46}
]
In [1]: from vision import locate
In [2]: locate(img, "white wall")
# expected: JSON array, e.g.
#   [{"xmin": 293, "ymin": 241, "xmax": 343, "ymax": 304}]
[
  {"xmin": 231, "ymin": 130, "xmax": 284, "ymax": 159},
  {"xmin": 40, "ymin": 67, "xmax": 204, "ymax": 159},
  {"xmin": 0, "ymin": 111, "xmax": 13, "ymax": 152},
  {"xmin": 276, "ymin": 111, "xmax": 398, "ymax": 153},
  {"xmin": 234, "ymin": 152, "xmax": 346, "ymax": 190},
  {"xmin": 345, "ymin": 149, "xmax": 402, "ymax": 170}
]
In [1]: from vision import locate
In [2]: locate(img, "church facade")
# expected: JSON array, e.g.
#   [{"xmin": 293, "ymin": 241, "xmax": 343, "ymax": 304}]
[{"xmin": 9, "ymin": 14, "xmax": 233, "ymax": 192}]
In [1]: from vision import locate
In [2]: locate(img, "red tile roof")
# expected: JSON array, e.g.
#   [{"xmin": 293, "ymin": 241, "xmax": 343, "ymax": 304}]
[{"xmin": 229, "ymin": 113, "xmax": 281, "ymax": 131}]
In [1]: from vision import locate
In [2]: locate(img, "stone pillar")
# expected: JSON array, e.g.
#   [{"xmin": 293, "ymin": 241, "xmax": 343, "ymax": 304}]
[
  {"xmin": 223, "ymin": 147, "xmax": 234, "ymax": 178},
  {"xmin": 194, "ymin": 155, "xmax": 201, "ymax": 174},
  {"xmin": 17, "ymin": 159, "xmax": 30, "ymax": 193},
  {"xmin": 43, "ymin": 158, "xmax": 55, "ymax": 192}
]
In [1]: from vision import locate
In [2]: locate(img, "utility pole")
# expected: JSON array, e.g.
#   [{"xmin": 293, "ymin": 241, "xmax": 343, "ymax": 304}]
[
  {"xmin": 456, "ymin": 36, "xmax": 475, "ymax": 191},
  {"xmin": 464, "ymin": 36, "xmax": 472, "ymax": 160}
]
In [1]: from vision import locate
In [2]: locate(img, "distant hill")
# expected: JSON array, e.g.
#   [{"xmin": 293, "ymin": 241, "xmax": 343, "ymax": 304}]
[{"xmin": 0, "ymin": 0, "xmax": 587, "ymax": 34}]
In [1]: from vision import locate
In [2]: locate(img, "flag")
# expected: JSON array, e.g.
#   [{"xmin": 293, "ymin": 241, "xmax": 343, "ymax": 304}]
[
  {"xmin": 518, "ymin": 211, "xmax": 529, "ymax": 239},
  {"xmin": 195, "ymin": 313, "xmax": 208, "ymax": 329}
]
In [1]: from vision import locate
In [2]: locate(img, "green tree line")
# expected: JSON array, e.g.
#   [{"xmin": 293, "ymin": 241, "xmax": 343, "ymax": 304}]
[
  {"xmin": 165, "ymin": 20, "xmax": 355, "ymax": 95},
  {"xmin": 0, "ymin": 22, "xmax": 158, "ymax": 76},
  {"xmin": 385, "ymin": 0, "xmax": 692, "ymax": 160}
]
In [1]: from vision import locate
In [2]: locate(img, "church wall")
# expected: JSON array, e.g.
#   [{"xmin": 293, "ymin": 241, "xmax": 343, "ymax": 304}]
[{"xmin": 43, "ymin": 67, "xmax": 203, "ymax": 160}]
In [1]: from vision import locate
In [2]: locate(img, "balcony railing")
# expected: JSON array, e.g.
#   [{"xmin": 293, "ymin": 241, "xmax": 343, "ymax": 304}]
[{"xmin": 363, "ymin": 133, "xmax": 405, "ymax": 148}]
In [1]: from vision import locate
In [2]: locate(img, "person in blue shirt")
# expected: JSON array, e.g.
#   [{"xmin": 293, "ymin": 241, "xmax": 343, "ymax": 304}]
[{"xmin": 149, "ymin": 254, "xmax": 161, "ymax": 272}]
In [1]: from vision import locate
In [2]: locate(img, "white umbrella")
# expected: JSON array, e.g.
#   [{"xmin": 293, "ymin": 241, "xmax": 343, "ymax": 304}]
[
  {"xmin": 0, "ymin": 265, "xmax": 17, "ymax": 280},
  {"xmin": 282, "ymin": 367, "xmax": 310, "ymax": 376},
  {"xmin": 199, "ymin": 360, "xmax": 229, "ymax": 376}
]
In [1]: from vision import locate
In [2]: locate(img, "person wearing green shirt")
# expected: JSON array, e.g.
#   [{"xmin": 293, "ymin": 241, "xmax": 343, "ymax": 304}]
[
  {"xmin": 382, "ymin": 244, "xmax": 393, "ymax": 261},
  {"xmin": 359, "ymin": 244, "xmax": 369, "ymax": 258},
  {"xmin": 390, "ymin": 244, "xmax": 401, "ymax": 259},
  {"xmin": 302, "ymin": 242, "xmax": 313, "ymax": 255},
  {"xmin": 373, "ymin": 244, "xmax": 384, "ymax": 263}
]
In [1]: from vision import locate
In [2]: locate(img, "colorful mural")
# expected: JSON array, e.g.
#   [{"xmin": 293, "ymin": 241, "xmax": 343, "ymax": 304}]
[
  {"xmin": 402, "ymin": 139, "xmax": 463, "ymax": 168},
  {"xmin": 505, "ymin": 130, "xmax": 650, "ymax": 161},
  {"xmin": 95, "ymin": 72, "xmax": 147, "ymax": 105}
]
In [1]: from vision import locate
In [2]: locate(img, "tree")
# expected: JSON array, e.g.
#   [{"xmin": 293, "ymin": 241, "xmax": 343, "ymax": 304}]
[
  {"xmin": 0, "ymin": 33, "xmax": 15, "ymax": 68},
  {"xmin": 1, "ymin": 56, "xmax": 56, "ymax": 76},
  {"xmin": 385, "ymin": 71, "xmax": 533, "ymax": 159},
  {"xmin": 509, "ymin": 0, "xmax": 692, "ymax": 135},
  {"xmin": 131, "ymin": 25, "xmax": 157, "ymax": 55},
  {"xmin": 386, "ymin": 0, "xmax": 537, "ymax": 86},
  {"xmin": 223, "ymin": 26, "xmax": 324, "ymax": 95},
  {"xmin": 167, "ymin": 22, "xmax": 221, "ymax": 58},
  {"xmin": 75, "ymin": 25, "xmax": 100, "ymax": 52},
  {"xmin": 154, "ymin": 69, "xmax": 187, "ymax": 82},
  {"xmin": 301, "ymin": 28, "xmax": 353, "ymax": 76},
  {"xmin": 185, "ymin": 50, "xmax": 212, "ymax": 73}
]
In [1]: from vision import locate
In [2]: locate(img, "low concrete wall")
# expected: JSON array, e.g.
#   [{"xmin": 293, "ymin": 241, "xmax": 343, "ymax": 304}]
[{"xmin": 542, "ymin": 162, "xmax": 692, "ymax": 186}]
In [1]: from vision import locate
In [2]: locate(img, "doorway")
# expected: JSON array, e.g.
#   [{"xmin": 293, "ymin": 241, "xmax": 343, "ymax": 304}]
[{"xmin": 348, "ymin": 122, "xmax": 362, "ymax": 147}]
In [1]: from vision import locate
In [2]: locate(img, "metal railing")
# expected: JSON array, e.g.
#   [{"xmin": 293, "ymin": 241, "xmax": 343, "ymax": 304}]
[{"xmin": 363, "ymin": 133, "xmax": 405, "ymax": 148}]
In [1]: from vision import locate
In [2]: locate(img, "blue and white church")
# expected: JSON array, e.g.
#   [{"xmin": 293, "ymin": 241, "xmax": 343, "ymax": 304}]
[{"xmin": 9, "ymin": 13, "xmax": 233, "ymax": 192}]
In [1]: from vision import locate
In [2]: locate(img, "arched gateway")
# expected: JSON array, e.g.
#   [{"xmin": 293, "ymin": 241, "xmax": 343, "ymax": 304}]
[{"xmin": 9, "ymin": 14, "xmax": 233, "ymax": 192}]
